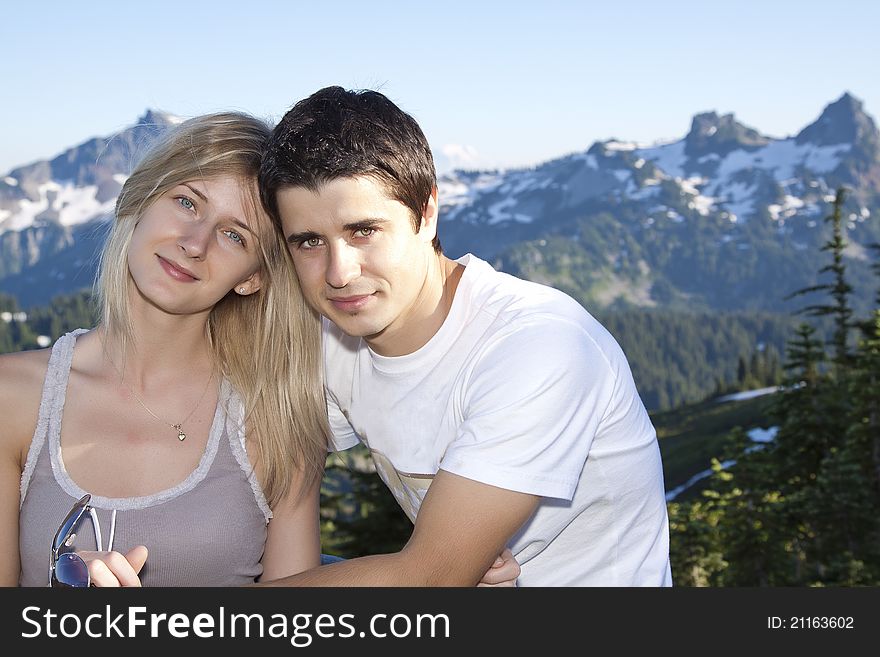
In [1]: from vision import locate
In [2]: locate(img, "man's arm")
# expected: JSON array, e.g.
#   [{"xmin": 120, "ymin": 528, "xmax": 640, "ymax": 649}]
[{"xmin": 258, "ymin": 469, "xmax": 538, "ymax": 586}]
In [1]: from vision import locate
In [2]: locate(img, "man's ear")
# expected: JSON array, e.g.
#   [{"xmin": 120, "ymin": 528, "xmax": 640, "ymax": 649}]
[
  {"xmin": 419, "ymin": 186, "xmax": 439, "ymax": 244},
  {"xmin": 235, "ymin": 270, "xmax": 262, "ymax": 296}
]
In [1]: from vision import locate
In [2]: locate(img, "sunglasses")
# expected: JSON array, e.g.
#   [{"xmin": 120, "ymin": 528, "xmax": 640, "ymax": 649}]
[
  {"xmin": 49, "ymin": 494, "xmax": 119, "ymax": 587},
  {"xmin": 49, "ymin": 494, "xmax": 93, "ymax": 587}
]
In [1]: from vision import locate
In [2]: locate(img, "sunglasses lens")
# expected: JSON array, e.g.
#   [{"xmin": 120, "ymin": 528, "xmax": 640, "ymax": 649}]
[{"xmin": 52, "ymin": 553, "xmax": 90, "ymax": 588}]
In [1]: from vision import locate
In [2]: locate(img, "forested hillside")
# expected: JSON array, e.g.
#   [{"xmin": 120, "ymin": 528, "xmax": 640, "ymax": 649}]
[{"xmin": 668, "ymin": 190, "xmax": 880, "ymax": 585}]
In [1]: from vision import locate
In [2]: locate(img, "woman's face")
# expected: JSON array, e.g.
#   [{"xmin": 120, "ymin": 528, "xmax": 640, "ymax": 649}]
[{"xmin": 126, "ymin": 175, "xmax": 264, "ymax": 317}]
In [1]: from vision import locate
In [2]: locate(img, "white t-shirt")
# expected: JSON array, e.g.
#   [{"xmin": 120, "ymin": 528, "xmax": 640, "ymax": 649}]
[{"xmin": 324, "ymin": 254, "xmax": 671, "ymax": 586}]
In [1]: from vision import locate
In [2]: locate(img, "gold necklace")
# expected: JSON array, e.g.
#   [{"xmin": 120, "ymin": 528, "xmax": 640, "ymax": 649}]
[{"xmin": 105, "ymin": 353, "xmax": 214, "ymax": 442}]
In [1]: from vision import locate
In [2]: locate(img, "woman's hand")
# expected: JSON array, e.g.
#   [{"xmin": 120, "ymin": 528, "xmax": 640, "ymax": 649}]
[
  {"xmin": 79, "ymin": 545, "xmax": 148, "ymax": 587},
  {"xmin": 477, "ymin": 548, "xmax": 520, "ymax": 587}
]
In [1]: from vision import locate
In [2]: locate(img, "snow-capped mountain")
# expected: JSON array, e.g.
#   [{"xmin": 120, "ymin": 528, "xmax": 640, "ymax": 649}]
[
  {"xmin": 440, "ymin": 93, "xmax": 876, "ymax": 241},
  {"xmin": 1, "ymin": 95, "xmax": 878, "ymax": 312},
  {"xmin": 0, "ymin": 110, "xmax": 180, "ymax": 236},
  {"xmin": 437, "ymin": 92, "xmax": 879, "ymax": 313},
  {"xmin": 0, "ymin": 111, "xmax": 179, "ymax": 303}
]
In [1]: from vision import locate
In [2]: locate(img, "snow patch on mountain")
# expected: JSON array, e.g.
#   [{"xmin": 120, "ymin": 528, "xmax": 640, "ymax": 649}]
[
  {"xmin": 487, "ymin": 197, "xmax": 533, "ymax": 224},
  {"xmin": 440, "ymin": 166, "xmax": 560, "ymax": 224},
  {"xmin": 638, "ymin": 140, "xmax": 686, "ymax": 177},
  {"xmin": 0, "ymin": 181, "xmax": 115, "ymax": 235},
  {"xmin": 665, "ymin": 424, "xmax": 780, "ymax": 501},
  {"xmin": 636, "ymin": 137, "xmax": 851, "ymax": 221},
  {"xmin": 768, "ymin": 195, "xmax": 805, "ymax": 221},
  {"xmin": 439, "ymin": 172, "xmax": 504, "ymax": 209},
  {"xmin": 711, "ymin": 139, "xmax": 849, "ymax": 183},
  {"xmin": 603, "ymin": 140, "xmax": 641, "ymax": 152}
]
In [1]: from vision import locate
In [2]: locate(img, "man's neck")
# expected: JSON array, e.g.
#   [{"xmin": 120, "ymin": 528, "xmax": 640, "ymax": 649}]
[{"xmin": 367, "ymin": 254, "xmax": 464, "ymax": 357}]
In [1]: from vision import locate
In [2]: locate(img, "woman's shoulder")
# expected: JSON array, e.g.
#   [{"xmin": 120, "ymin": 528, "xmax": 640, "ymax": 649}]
[
  {"xmin": 0, "ymin": 347, "xmax": 51, "ymax": 455},
  {"xmin": 0, "ymin": 347, "xmax": 51, "ymax": 393}
]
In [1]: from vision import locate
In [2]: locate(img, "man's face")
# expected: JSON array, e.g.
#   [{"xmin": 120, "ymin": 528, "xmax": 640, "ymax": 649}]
[{"xmin": 277, "ymin": 176, "xmax": 438, "ymax": 355}]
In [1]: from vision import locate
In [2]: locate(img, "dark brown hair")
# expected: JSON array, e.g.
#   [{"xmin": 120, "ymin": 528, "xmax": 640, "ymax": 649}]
[{"xmin": 260, "ymin": 86, "xmax": 441, "ymax": 252}]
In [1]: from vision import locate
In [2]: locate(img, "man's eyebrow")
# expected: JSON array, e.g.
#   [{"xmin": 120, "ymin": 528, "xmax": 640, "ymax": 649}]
[
  {"xmin": 342, "ymin": 218, "xmax": 389, "ymax": 231},
  {"xmin": 287, "ymin": 230, "xmax": 321, "ymax": 244},
  {"xmin": 182, "ymin": 183, "xmax": 208, "ymax": 202},
  {"xmin": 286, "ymin": 219, "xmax": 389, "ymax": 244}
]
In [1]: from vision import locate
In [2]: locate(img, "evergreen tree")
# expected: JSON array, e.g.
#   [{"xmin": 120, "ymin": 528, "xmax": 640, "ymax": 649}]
[
  {"xmin": 770, "ymin": 323, "xmax": 826, "ymax": 466},
  {"xmin": 0, "ymin": 293, "xmax": 20, "ymax": 313},
  {"xmin": 787, "ymin": 188, "xmax": 854, "ymax": 373},
  {"xmin": 711, "ymin": 430, "xmax": 795, "ymax": 586},
  {"xmin": 669, "ymin": 189, "xmax": 880, "ymax": 586},
  {"xmin": 873, "ymin": 244, "xmax": 880, "ymax": 308},
  {"xmin": 807, "ymin": 310, "xmax": 880, "ymax": 584},
  {"xmin": 737, "ymin": 356, "xmax": 748, "ymax": 387},
  {"xmin": 853, "ymin": 311, "xmax": 880, "ymax": 502},
  {"xmin": 667, "ymin": 493, "xmax": 727, "ymax": 587}
]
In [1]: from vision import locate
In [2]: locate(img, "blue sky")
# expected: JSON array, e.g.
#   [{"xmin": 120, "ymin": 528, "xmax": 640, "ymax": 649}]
[{"xmin": 2, "ymin": 0, "xmax": 878, "ymax": 175}]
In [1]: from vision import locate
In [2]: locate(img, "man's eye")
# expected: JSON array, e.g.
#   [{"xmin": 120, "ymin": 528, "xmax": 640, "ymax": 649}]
[
  {"xmin": 355, "ymin": 227, "xmax": 375, "ymax": 237},
  {"xmin": 302, "ymin": 237, "xmax": 323, "ymax": 249}
]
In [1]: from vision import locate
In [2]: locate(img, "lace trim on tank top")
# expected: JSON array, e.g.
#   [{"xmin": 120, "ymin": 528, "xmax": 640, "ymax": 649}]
[
  {"xmin": 224, "ymin": 395, "xmax": 273, "ymax": 521},
  {"xmin": 19, "ymin": 329, "xmax": 89, "ymax": 507},
  {"xmin": 21, "ymin": 329, "xmax": 253, "ymax": 512}
]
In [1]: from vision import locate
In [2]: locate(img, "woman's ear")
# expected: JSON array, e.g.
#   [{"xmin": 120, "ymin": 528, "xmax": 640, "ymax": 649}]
[{"xmin": 235, "ymin": 271, "xmax": 262, "ymax": 296}]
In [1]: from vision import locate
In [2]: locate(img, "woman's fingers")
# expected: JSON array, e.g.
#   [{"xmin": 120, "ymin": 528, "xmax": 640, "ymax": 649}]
[
  {"xmin": 125, "ymin": 545, "xmax": 149, "ymax": 574},
  {"xmin": 86, "ymin": 557, "xmax": 122, "ymax": 587},
  {"xmin": 80, "ymin": 547, "xmax": 148, "ymax": 587}
]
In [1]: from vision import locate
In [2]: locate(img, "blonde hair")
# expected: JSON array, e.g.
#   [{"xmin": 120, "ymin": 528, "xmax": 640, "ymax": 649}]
[{"xmin": 96, "ymin": 112, "xmax": 329, "ymax": 507}]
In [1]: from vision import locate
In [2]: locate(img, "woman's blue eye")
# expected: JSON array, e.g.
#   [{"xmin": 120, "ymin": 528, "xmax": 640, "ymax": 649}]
[
  {"xmin": 223, "ymin": 229, "xmax": 244, "ymax": 245},
  {"xmin": 177, "ymin": 197, "xmax": 195, "ymax": 211}
]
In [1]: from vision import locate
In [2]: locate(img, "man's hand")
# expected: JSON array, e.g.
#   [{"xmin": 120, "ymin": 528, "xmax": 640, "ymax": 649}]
[{"xmin": 478, "ymin": 548, "xmax": 520, "ymax": 587}]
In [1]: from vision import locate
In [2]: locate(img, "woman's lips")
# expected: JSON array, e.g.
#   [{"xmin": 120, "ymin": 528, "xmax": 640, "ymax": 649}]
[{"xmin": 157, "ymin": 255, "xmax": 199, "ymax": 282}]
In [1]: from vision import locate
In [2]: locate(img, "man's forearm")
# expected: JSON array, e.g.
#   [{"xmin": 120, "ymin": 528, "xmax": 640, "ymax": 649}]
[{"xmin": 256, "ymin": 551, "xmax": 478, "ymax": 587}]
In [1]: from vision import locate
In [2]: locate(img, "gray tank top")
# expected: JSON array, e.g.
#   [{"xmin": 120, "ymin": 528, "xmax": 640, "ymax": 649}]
[{"xmin": 18, "ymin": 329, "xmax": 272, "ymax": 586}]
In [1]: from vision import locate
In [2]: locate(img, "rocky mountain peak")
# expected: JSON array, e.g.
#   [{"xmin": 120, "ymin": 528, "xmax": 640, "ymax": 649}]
[
  {"xmin": 796, "ymin": 92, "xmax": 879, "ymax": 148},
  {"xmin": 136, "ymin": 109, "xmax": 181, "ymax": 128},
  {"xmin": 684, "ymin": 111, "xmax": 770, "ymax": 158}
]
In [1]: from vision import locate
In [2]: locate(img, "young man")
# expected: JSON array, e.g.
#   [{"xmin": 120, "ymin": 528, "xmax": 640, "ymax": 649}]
[{"xmin": 258, "ymin": 86, "xmax": 671, "ymax": 586}]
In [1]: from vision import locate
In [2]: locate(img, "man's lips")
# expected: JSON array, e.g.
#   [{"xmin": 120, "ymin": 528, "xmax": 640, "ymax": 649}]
[
  {"xmin": 157, "ymin": 255, "xmax": 199, "ymax": 281},
  {"xmin": 327, "ymin": 293, "xmax": 374, "ymax": 312}
]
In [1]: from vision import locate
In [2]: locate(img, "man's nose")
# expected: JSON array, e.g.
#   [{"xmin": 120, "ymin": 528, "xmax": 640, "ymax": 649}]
[{"xmin": 326, "ymin": 243, "xmax": 361, "ymax": 289}]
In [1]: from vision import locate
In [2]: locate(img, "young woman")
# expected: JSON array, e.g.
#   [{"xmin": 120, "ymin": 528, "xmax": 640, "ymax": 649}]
[{"xmin": 1, "ymin": 112, "xmax": 331, "ymax": 586}]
